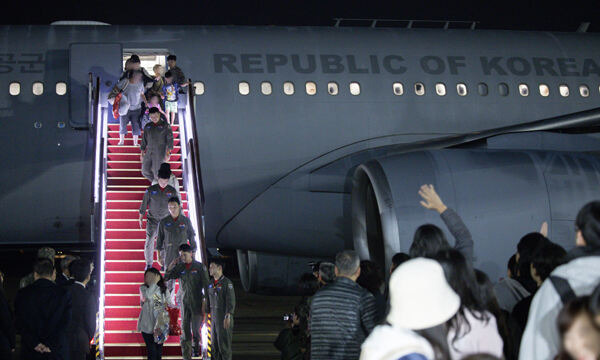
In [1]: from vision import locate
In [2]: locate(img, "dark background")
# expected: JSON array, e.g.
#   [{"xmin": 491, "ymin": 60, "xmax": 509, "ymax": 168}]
[{"xmin": 1, "ymin": 0, "xmax": 600, "ymax": 32}]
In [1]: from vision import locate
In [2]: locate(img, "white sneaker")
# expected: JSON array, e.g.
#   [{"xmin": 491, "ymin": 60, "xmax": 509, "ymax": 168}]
[{"xmin": 117, "ymin": 140, "xmax": 124, "ymax": 146}]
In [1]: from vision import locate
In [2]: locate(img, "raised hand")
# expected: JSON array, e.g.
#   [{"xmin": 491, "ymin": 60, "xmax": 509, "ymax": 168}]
[
  {"xmin": 540, "ymin": 221, "xmax": 549, "ymax": 237},
  {"xmin": 418, "ymin": 184, "xmax": 448, "ymax": 214}
]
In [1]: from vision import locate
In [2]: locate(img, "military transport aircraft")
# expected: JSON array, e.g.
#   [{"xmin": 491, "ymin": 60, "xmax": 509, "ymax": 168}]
[{"xmin": 1, "ymin": 24, "xmax": 600, "ymax": 296}]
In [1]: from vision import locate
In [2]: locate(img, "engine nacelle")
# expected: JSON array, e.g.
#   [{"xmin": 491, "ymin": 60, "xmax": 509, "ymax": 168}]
[
  {"xmin": 352, "ymin": 149, "xmax": 600, "ymax": 278},
  {"xmin": 237, "ymin": 249, "xmax": 326, "ymax": 295}
]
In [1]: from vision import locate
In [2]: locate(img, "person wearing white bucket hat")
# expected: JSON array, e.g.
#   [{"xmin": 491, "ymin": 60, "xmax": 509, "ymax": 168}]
[{"xmin": 360, "ymin": 257, "xmax": 460, "ymax": 360}]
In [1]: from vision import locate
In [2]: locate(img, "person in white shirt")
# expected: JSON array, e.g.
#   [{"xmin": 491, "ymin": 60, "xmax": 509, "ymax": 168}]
[{"xmin": 137, "ymin": 267, "xmax": 172, "ymax": 360}]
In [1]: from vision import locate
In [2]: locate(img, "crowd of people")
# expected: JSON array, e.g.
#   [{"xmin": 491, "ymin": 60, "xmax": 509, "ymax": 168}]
[
  {"xmin": 274, "ymin": 185, "xmax": 600, "ymax": 360},
  {"xmin": 0, "ymin": 249, "xmax": 96, "ymax": 360},
  {"xmin": 108, "ymin": 53, "xmax": 188, "ymax": 147}
]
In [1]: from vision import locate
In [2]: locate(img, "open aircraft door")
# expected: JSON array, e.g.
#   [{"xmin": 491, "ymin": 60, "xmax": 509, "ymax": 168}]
[{"xmin": 69, "ymin": 43, "xmax": 122, "ymax": 128}]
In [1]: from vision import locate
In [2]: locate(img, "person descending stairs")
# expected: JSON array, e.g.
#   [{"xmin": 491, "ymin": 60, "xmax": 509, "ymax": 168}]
[{"xmin": 102, "ymin": 120, "xmax": 192, "ymax": 359}]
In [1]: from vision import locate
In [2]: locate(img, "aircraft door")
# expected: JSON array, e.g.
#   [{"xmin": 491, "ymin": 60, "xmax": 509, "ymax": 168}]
[{"xmin": 69, "ymin": 43, "xmax": 122, "ymax": 128}]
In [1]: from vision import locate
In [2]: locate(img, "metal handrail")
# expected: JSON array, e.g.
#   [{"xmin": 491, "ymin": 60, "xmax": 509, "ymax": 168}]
[
  {"xmin": 90, "ymin": 75, "xmax": 101, "ymax": 243},
  {"xmin": 185, "ymin": 80, "xmax": 208, "ymax": 263}
]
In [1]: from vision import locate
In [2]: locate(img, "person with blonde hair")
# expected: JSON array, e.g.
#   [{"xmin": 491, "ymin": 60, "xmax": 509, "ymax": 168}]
[{"xmin": 148, "ymin": 64, "xmax": 166, "ymax": 98}]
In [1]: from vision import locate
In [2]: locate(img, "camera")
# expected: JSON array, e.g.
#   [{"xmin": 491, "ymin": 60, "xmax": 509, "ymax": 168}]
[{"xmin": 283, "ymin": 313, "xmax": 294, "ymax": 321}]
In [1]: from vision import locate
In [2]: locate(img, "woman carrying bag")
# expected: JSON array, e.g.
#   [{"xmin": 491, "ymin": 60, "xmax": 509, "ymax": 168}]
[{"xmin": 137, "ymin": 267, "xmax": 173, "ymax": 360}]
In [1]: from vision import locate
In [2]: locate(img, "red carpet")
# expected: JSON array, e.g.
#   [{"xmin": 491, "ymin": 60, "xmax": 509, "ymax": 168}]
[{"xmin": 103, "ymin": 123, "xmax": 188, "ymax": 359}]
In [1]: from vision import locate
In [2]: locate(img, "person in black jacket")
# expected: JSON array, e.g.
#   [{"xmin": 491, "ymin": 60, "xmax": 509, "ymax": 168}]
[
  {"xmin": 66, "ymin": 259, "xmax": 96, "ymax": 360},
  {"xmin": 14, "ymin": 258, "xmax": 72, "ymax": 360},
  {"xmin": 55, "ymin": 255, "xmax": 78, "ymax": 287},
  {"xmin": 0, "ymin": 270, "xmax": 16, "ymax": 359}
]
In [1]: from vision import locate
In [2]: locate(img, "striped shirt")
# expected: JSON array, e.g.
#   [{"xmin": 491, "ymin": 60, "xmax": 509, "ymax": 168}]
[{"xmin": 310, "ymin": 277, "xmax": 377, "ymax": 360}]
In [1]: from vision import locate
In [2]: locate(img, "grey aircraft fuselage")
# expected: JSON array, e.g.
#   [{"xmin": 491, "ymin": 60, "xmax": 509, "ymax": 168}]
[{"xmin": 1, "ymin": 25, "xmax": 600, "ymax": 281}]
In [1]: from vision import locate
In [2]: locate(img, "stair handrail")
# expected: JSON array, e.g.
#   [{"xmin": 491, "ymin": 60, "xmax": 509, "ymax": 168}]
[
  {"xmin": 90, "ymin": 75, "xmax": 102, "ymax": 243},
  {"xmin": 184, "ymin": 81, "xmax": 209, "ymax": 264}
]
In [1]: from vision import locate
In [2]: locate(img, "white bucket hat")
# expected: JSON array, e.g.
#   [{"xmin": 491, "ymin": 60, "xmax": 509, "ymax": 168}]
[
  {"xmin": 118, "ymin": 93, "xmax": 130, "ymax": 116},
  {"xmin": 387, "ymin": 257, "xmax": 460, "ymax": 330}
]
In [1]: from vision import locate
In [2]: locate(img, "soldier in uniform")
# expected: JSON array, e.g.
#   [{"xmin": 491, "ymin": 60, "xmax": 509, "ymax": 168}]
[
  {"xmin": 164, "ymin": 244, "xmax": 209, "ymax": 360},
  {"xmin": 208, "ymin": 259, "xmax": 236, "ymax": 360},
  {"xmin": 139, "ymin": 167, "xmax": 178, "ymax": 270},
  {"xmin": 141, "ymin": 107, "xmax": 173, "ymax": 183},
  {"xmin": 156, "ymin": 197, "xmax": 197, "ymax": 292}
]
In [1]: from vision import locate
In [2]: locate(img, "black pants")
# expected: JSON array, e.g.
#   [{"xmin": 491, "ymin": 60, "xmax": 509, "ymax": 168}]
[{"xmin": 142, "ymin": 332, "xmax": 163, "ymax": 360}]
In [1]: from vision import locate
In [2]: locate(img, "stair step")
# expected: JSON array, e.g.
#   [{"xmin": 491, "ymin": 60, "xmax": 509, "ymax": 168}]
[
  {"xmin": 106, "ymin": 200, "xmax": 187, "ymax": 210},
  {"xmin": 105, "ymin": 295, "xmax": 141, "ymax": 307},
  {"xmin": 107, "ymin": 178, "xmax": 183, "ymax": 187},
  {"xmin": 108, "ymin": 124, "xmax": 179, "ymax": 132},
  {"xmin": 107, "ymin": 209, "xmax": 188, "ymax": 219},
  {"xmin": 107, "ymin": 146, "xmax": 181, "ymax": 154},
  {"xmin": 106, "ymin": 284, "xmax": 145, "ymax": 295},
  {"xmin": 105, "ymin": 260, "xmax": 153, "ymax": 271},
  {"xmin": 108, "ymin": 139, "xmax": 181, "ymax": 146},
  {"xmin": 108, "ymin": 161, "xmax": 182, "ymax": 170},
  {"xmin": 104, "ymin": 344, "xmax": 182, "ymax": 357},
  {"xmin": 107, "ymin": 191, "xmax": 187, "ymax": 201},
  {"xmin": 105, "ymin": 250, "xmax": 148, "ymax": 261},
  {"xmin": 106, "ymin": 239, "xmax": 146, "ymax": 250},
  {"xmin": 108, "ymin": 154, "xmax": 181, "ymax": 162},
  {"xmin": 106, "ymin": 272, "xmax": 146, "ymax": 283},
  {"xmin": 106, "ymin": 230, "xmax": 147, "ymax": 240},
  {"xmin": 107, "ymin": 169, "xmax": 183, "ymax": 178},
  {"xmin": 108, "ymin": 130, "xmax": 180, "ymax": 138},
  {"xmin": 105, "ymin": 332, "xmax": 181, "ymax": 344}
]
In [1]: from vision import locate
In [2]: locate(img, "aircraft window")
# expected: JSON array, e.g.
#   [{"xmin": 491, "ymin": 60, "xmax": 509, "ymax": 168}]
[
  {"xmin": 261, "ymin": 81, "xmax": 272, "ymax": 95},
  {"xmin": 32, "ymin": 82, "xmax": 44, "ymax": 96},
  {"xmin": 559, "ymin": 85, "xmax": 569, "ymax": 97},
  {"xmin": 539, "ymin": 84, "xmax": 550, "ymax": 97},
  {"xmin": 283, "ymin": 81, "xmax": 295, "ymax": 95},
  {"xmin": 498, "ymin": 83, "xmax": 509, "ymax": 97},
  {"xmin": 238, "ymin": 81, "xmax": 250, "ymax": 95},
  {"xmin": 193, "ymin": 82, "xmax": 205, "ymax": 95},
  {"xmin": 306, "ymin": 81, "xmax": 317, "ymax": 95},
  {"xmin": 328, "ymin": 82, "xmax": 339, "ymax": 95},
  {"xmin": 435, "ymin": 83, "xmax": 446, "ymax": 96},
  {"xmin": 9, "ymin": 82, "xmax": 20, "ymax": 96},
  {"xmin": 477, "ymin": 83, "xmax": 488, "ymax": 96},
  {"xmin": 393, "ymin": 82, "xmax": 404, "ymax": 96},
  {"xmin": 55, "ymin": 82, "xmax": 67, "ymax": 96},
  {"xmin": 518, "ymin": 84, "xmax": 529, "ymax": 97},
  {"xmin": 579, "ymin": 85, "xmax": 590, "ymax": 98},
  {"xmin": 349, "ymin": 82, "xmax": 361, "ymax": 96},
  {"xmin": 414, "ymin": 82, "xmax": 425, "ymax": 96},
  {"xmin": 457, "ymin": 83, "xmax": 468, "ymax": 96}
]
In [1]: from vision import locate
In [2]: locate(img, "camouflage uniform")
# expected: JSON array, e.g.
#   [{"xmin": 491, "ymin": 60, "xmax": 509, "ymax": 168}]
[
  {"xmin": 165, "ymin": 260, "xmax": 209, "ymax": 360},
  {"xmin": 209, "ymin": 276, "xmax": 236, "ymax": 360}
]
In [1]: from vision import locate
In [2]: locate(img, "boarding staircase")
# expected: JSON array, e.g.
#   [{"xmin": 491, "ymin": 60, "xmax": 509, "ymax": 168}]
[{"xmin": 90, "ymin": 77, "xmax": 208, "ymax": 359}]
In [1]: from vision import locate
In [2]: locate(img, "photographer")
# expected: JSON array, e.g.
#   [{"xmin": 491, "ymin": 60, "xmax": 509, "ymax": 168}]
[{"xmin": 274, "ymin": 303, "xmax": 310, "ymax": 360}]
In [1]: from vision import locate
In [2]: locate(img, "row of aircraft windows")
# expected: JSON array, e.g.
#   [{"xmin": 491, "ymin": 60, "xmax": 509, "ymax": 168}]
[
  {"xmin": 224, "ymin": 81, "xmax": 599, "ymax": 98},
  {"xmin": 6, "ymin": 81, "xmax": 598, "ymax": 99},
  {"xmin": 8, "ymin": 82, "xmax": 67, "ymax": 96}
]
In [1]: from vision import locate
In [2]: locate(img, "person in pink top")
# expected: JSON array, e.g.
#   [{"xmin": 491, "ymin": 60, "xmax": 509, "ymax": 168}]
[{"xmin": 433, "ymin": 249, "xmax": 504, "ymax": 360}]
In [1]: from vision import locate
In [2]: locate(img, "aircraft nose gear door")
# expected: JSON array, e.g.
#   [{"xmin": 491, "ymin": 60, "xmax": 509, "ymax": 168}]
[{"xmin": 69, "ymin": 43, "xmax": 122, "ymax": 128}]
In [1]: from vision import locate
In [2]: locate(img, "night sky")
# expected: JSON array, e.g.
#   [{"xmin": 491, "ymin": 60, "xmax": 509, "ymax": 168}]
[{"xmin": 1, "ymin": 0, "xmax": 600, "ymax": 32}]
